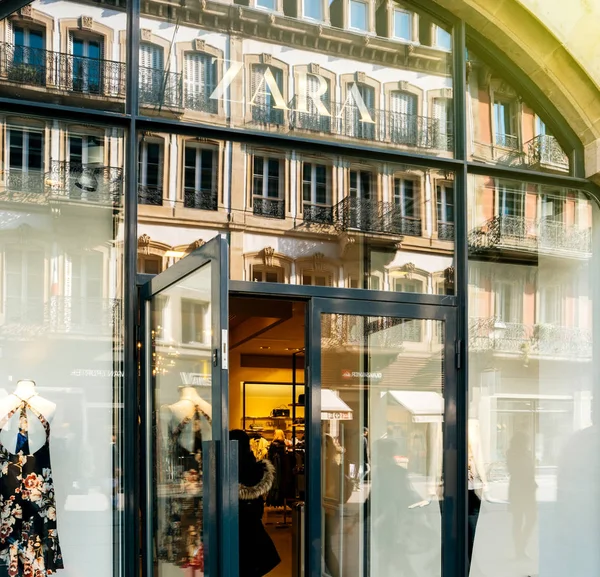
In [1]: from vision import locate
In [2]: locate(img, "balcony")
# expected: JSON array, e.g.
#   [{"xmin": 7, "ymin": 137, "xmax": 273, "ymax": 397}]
[
  {"xmin": 0, "ymin": 43, "xmax": 126, "ymax": 99},
  {"xmin": 184, "ymin": 187, "xmax": 218, "ymax": 211},
  {"xmin": 253, "ymin": 197, "xmax": 285, "ymax": 219},
  {"xmin": 184, "ymin": 90, "xmax": 218, "ymax": 114},
  {"xmin": 45, "ymin": 161, "xmax": 123, "ymax": 207},
  {"xmin": 469, "ymin": 215, "xmax": 591, "ymax": 258},
  {"xmin": 437, "ymin": 221, "xmax": 455, "ymax": 241},
  {"xmin": 138, "ymin": 185, "xmax": 163, "ymax": 206},
  {"xmin": 0, "ymin": 297, "xmax": 121, "ymax": 338},
  {"xmin": 139, "ymin": 67, "xmax": 183, "ymax": 110},
  {"xmin": 250, "ymin": 104, "xmax": 285, "ymax": 127},
  {"xmin": 303, "ymin": 204, "xmax": 334, "ymax": 225},
  {"xmin": 286, "ymin": 100, "xmax": 453, "ymax": 151},
  {"xmin": 1, "ymin": 170, "xmax": 46, "ymax": 204},
  {"xmin": 525, "ymin": 135, "xmax": 569, "ymax": 173},
  {"xmin": 495, "ymin": 133, "xmax": 519, "ymax": 150},
  {"xmin": 333, "ymin": 197, "xmax": 422, "ymax": 237},
  {"xmin": 469, "ymin": 317, "xmax": 592, "ymax": 359}
]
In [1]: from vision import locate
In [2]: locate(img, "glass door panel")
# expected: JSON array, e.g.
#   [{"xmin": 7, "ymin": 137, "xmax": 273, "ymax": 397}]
[
  {"xmin": 312, "ymin": 305, "xmax": 452, "ymax": 577},
  {"xmin": 143, "ymin": 235, "xmax": 230, "ymax": 577}
]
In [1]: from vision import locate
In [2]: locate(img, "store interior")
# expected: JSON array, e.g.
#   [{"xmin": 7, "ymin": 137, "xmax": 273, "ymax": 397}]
[{"xmin": 229, "ymin": 296, "xmax": 307, "ymax": 577}]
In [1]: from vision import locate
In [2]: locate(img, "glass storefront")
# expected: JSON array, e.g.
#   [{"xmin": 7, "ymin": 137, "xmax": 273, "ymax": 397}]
[{"xmin": 0, "ymin": 1, "xmax": 598, "ymax": 577}]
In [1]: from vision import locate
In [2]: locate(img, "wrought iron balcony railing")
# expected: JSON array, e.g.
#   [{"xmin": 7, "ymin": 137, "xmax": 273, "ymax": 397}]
[
  {"xmin": 0, "ymin": 42, "xmax": 126, "ymax": 97},
  {"xmin": 525, "ymin": 135, "xmax": 569, "ymax": 172},
  {"xmin": 253, "ymin": 196, "xmax": 285, "ymax": 219},
  {"xmin": 250, "ymin": 104, "xmax": 285, "ymax": 127},
  {"xmin": 138, "ymin": 185, "xmax": 163, "ymax": 206},
  {"xmin": 3, "ymin": 170, "xmax": 45, "ymax": 197},
  {"xmin": 495, "ymin": 133, "xmax": 519, "ymax": 150},
  {"xmin": 333, "ymin": 197, "xmax": 422, "ymax": 236},
  {"xmin": 469, "ymin": 317, "xmax": 592, "ymax": 359},
  {"xmin": 303, "ymin": 204, "xmax": 334, "ymax": 225},
  {"xmin": 139, "ymin": 67, "xmax": 183, "ymax": 109},
  {"xmin": 437, "ymin": 221, "xmax": 455, "ymax": 241},
  {"xmin": 184, "ymin": 90, "xmax": 218, "ymax": 114},
  {"xmin": 45, "ymin": 161, "xmax": 123, "ymax": 206},
  {"xmin": 469, "ymin": 215, "xmax": 591, "ymax": 256},
  {"xmin": 286, "ymin": 99, "xmax": 453, "ymax": 151},
  {"xmin": 184, "ymin": 187, "xmax": 218, "ymax": 211},
  {"xmin": 0, "ymin": 297, "xmax": 121, "ymax": 337}
]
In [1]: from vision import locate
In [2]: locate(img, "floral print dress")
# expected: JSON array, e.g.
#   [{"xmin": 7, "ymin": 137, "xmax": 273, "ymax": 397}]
[
  {"xmin": 158, "ymin": 404, "xmax": 211, "ymax": 571},
  {"xmin": 0, "ymin": 396, "xmax": 63, "ymax": 576}
]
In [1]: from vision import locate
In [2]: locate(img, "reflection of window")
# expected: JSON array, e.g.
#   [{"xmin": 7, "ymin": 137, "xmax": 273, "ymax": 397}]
[
  {"xmin": 138, "ymin": 141, "xmax": 163, "ymax": 205},
  {"xmin": 182, "ymin": 299, "xmax": 209, "ymax": 344},
  {"xmin": 68, "ymin": 135, "xmax": 104, "ymax": 166},
  {"xmin": 345, "ymin": 84, "xmax": 375, "ymax": 139},
  {"xmin": 541, "ymin": 193, "xmax": 564, "ymax": 223},
  {"xmin": 184, "ymin": 52, "xmax": 218, "ymax": 113},
  {"xmin": 303, "ymin": 163, "xmax": 330, "ymax": 206},
  {"xmin": 252, "ymin": 156, "xmax": 284, "ymax": 218},
  {"xmin": 70, "ymin": 34, "xmax": 103, "ymax": 94},
  {"xmin": 393, "ymin": 278, "xmax": 423, "ymax": 293},
  {"xmin": 432, "ymin": 97, "xmax": 452, "ymax": 150},
  {"xmin": 393, "ymin": 178, "xmax": 417, "ymax": 217},
  {"xmin": 7, "ymin": 128, "xmax": 44, "ymax": 193},
  {"xmin": 5, "ymin": 248, "xmax": 44, "ymax": 324},
  {"xmin": 139, "ymin": 256, "xmax": 162, "ymax": 275},
  {"xmin": 539, "ymin": 285, "xmax": 561, "ymax": 325},
  {"xmin": 252, "ymin": 266, "xmax": 282, "ymax": 283},
  {"xmin": 257, "ymin": 0, "xmax": 276, "ymax": 10},
  {"xmin": 184, "ymin": 145, "xmax": 217, "ymax": 210},
  {"xmin": 349, "ymin": 170, "xmax": 372, "ymax": 199},
  {"xmin": 393, "ymin": 10, "xmax": 412, "ymax": 40},
  {"xmin": 390, "ymin": 91, "xmax": 417, "ymax": 145},
  {"xmin": 494, "ymin": 280, "xmax": 521, "ymax": 323},
  {"xmin": 497, "ymin": 181, "xmax": 523, "ymax": 217},
  {"xmin": 433, "ymin": 26, "xmax": 452, "ymax": 51},
  {"xmin": 304, "ymin": 0, "xmax": 323, "ymax": 20},
  {"xmin": 302, "ymin": 271, "xmax": 331, "ymax": 286},
  {"xmin": 139, "ymin": 43, "xmax": 164, "ymax": 105},
  {"xmin": 69, "ymin": 252, "xmax": 103, "ymax": 325},
  {"xmin": 535, "ymin": 115, "xmax": 546, "ymax": 137},
  {"xmin": 13, "ymin": 26, "xmax": 45, "ymax": 85},
  {"xmin": 349, "ymin": 0, "xmax": 368, "ymax": 30},
  {"xmin": 436, "ymin": 184, "xmax": 454, "ymax": 240},
  {"xmin": 251, "ymin": 65, "xmax": 284, "ymax": 125},
  {"xmin": 494, "ymin": 100, "xmax": 518, "ymax": 149}
]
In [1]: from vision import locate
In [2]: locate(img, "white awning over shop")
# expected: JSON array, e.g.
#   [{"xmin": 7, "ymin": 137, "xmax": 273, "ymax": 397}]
[
  {"xmin": 321, "ymin": 389, "xmax": 353, "ymax": 420},
  {"xmin": 388, "ymin": 391, "xmax": 444, "ymax": 423}
]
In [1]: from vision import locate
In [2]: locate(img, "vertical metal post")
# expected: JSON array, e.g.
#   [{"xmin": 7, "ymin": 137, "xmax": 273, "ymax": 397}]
[
  {"xmin": 453, "ymin": 18, "xmax": 469, "ymax": 577},
  {"xmin": 124, "ymin": 0, "xmax": 141, "ymax": 575}
]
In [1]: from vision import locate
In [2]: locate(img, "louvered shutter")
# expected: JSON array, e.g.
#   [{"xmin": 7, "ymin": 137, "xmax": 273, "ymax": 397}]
[
  {"xmin": 251, "ymin": 65, "xmax": 265, "ymax": 122},
  {"xmin": 185, "ymin": 53, "xmax": 215, "ymax": 111},
  {"xmin": 390, "ymin": 91, "xmax": 417, "ymax": 144},
  {"xmin": 140, "ymin": 43, "xmax": 163, "ymax": 102},
  {"xmin": 433, "ymin": 97, "xmax": 449, "ymax": 149}
]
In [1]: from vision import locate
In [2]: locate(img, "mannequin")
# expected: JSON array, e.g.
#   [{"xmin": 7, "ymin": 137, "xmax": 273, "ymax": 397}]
[
  {"xmin": 0, "ymin": 380, "xmax": 56, "ymax": 454},
  {"xmin": 160, "ymin": 386, "xmax": 212, "ymax": 453}
]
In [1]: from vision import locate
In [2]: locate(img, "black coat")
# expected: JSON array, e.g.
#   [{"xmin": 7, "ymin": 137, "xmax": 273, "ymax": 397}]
[{"xmin": 238, "ymin": 459, "xmax": 281, "ymax": 577}]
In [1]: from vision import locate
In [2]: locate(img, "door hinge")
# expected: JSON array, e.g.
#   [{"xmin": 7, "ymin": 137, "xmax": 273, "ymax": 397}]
[{"xmin": 455, "ymin": 339, "xmax": 462, "ymax": 370}]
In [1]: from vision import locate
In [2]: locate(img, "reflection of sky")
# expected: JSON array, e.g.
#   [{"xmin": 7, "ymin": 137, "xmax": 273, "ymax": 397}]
[{"xmin": 0, "ymin": 212, "xmax": 26, "ymax": 229}]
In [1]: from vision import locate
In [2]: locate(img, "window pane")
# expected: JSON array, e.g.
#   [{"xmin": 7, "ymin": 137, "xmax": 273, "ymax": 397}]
[
  {"xmin": 468, "ymin": 174, "xmax": 598, "ymax": 577},
  {"xmin": 350, "ymin": 0, "xmax": 368, "ymax": 30},
  {"xmin": 0, "ymin": 116, "xmax": 125, "ymax": 577},
  {"xmin": 304, "ymin": 0, "xmax": 323, "ymax": 20},
  {"xmin": 394, "ymin": 10, "xmax": 412, "ymax": 40}
]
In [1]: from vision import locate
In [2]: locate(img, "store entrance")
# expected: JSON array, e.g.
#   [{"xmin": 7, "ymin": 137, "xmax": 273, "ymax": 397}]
[
  {"xmin": 140, "ymin": 238, "xmax": 458, "ymax": 577},
  {"xmin": 228, "ymin": 296, "xmax": 306, "ymax": 577}
]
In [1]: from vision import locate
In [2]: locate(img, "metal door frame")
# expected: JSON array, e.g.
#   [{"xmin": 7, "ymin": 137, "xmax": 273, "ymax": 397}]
[
  {"xmin": 138, "ymin": 235, "xmax": 238, "ymax": 577},
  {"xmin": 305, "ymin": 298, "xmax": 460, "ymax": 577}
]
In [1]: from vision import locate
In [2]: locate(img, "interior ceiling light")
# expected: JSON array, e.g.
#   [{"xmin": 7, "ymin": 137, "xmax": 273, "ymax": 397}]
[{"xmin": 259, "ymin": 346, "xmax": 271, "ymax": 350}]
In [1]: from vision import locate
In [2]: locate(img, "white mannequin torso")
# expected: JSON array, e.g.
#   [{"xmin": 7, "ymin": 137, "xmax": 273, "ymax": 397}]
[
  {"xmin": 0, "ymin": 380, "xmax": 56, "ymax": 455},
  {"xmin": 161, "ymin": 387, "xmax": 212, "ymax": 453}
]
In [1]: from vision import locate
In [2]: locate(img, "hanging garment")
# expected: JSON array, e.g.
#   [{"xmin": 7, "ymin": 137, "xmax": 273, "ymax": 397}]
[
  {"xmin": 250, "ymin": 437, "xmax": 269, "ymax": 461},
  {"xmin": 0, "ymin": 394, "xmax": 63, "ymax": 577},
  {"xmin": 158, "ymin": 404, "xmax": 211, "ymax": 570}
]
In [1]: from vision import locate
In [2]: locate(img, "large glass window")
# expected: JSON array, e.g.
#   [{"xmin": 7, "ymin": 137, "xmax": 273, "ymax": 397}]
[
  {"xmin": 468, "ymin": 174, "xmax": 597, "ymax": 577},
  {"xmin": 0, "ymin": 115, "xmax": 125, "ymax": 577}
]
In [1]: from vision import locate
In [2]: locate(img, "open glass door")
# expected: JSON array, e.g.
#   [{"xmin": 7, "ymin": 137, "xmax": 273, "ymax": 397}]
[
  {"xmin": 306, "ymin": 299, "xmax": 457, "ymax": 577},
  {"xmin": 141, "ymin": 235, "xmax": 235, "ymax": 577}
]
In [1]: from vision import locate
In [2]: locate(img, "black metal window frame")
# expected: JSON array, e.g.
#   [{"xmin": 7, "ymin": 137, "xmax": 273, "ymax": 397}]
[{"xmin": 1, "ymin": 0, "xmax": 599, "ymax": 577}]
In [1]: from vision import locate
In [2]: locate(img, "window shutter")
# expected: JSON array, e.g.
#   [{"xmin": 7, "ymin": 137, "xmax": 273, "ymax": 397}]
[
  {"xmin": 251, "ymin": 65, "xmax": 265, "ymax": 107},
  {"xmin": 6, "ymin": 19, "xmax": 13, "ymax": 46},
  {"xmin": 68, "ymin": 31, "xmax": 74, "ymax": 55},
  {"xmin": 391, "ymin": 91, "xmax": 415, "ymax": 116}
]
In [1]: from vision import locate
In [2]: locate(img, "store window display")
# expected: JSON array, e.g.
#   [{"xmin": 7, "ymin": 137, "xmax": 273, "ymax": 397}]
[{"xmin": 0, "ymin": 379, "xmax": 63, "ymax": 577}]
